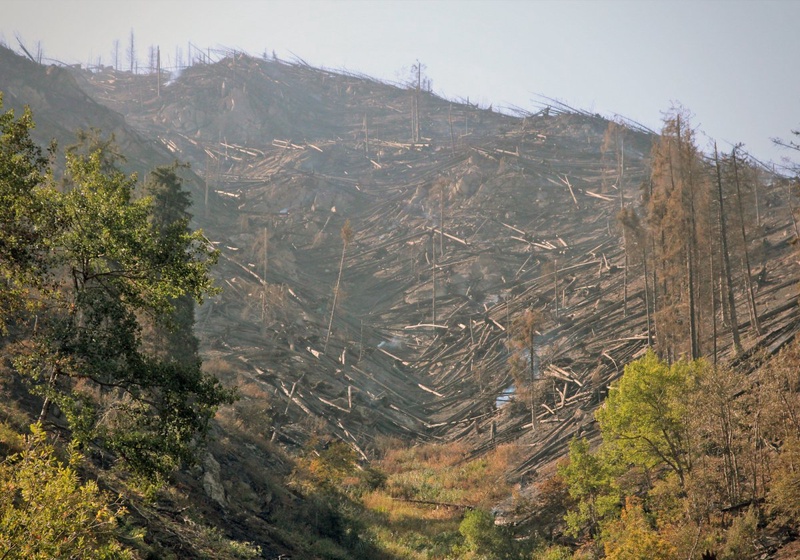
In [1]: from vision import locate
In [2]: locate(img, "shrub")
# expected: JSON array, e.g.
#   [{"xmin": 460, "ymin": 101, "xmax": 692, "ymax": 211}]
[{"xmin": 0, "ymin": 424, "xmax": 134, "ymax": 559}]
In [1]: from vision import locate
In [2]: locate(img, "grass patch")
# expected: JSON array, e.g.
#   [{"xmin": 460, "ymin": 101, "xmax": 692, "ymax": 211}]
[{"xmin": 354, "ymin": 441, "xmax": 521, "ymax": 559}]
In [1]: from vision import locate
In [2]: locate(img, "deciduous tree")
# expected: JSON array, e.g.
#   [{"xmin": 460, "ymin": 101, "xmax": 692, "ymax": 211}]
[{"xmin": 596, "ymin": 350, "xmax": 699, "ymax": 487}]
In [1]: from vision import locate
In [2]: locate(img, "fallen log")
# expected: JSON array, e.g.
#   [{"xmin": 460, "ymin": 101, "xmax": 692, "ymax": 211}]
[{"xmin": 392, "ymin": 498, "xmax": 474, "ymax": 510}]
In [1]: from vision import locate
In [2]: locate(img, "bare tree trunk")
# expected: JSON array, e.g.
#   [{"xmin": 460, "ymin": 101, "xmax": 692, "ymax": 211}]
[
  {"xmin": 619, "ymin": 136, "xmax": 625, "ymax": 210},
  {"xmin": 553, "ymin": 259, "xmax": 558, "ymax": 319},
  {"xmin": 431, "ymin": 233, "xmax": 437, "ymax": 326},
  {"xmin": 676, "ymin": 116, "xmax": 699, "ymax": 359},
  {"xmin": 439, "ymin": 188, "xmax": 444, "ymax": 257},
  {"xmin": 732, "ymin": 149, "xmax": 761, "ymax": 335},
  {"xmin": 204, "ymin": 155, "xmax": 210, "ymax": 218},
  {"xmin": 710, "ymin": 250, "xmax": 717, "ymax": 366},
  {"xmin": 363, "ymin": 113, "xmax": 369, "ymax": 158},
  {"xmin": 687, "ymin": 242, "xmax": 699, "ymax": 359},
  {"xmin": 156, "ymin": 46, "xmax": 161, "ymax": 97},
  {"xmin": 449, "ymin": 103, "xmax": 455, "ymax": 155},
  {"xmin": 325, "ymin": 223, "xmax": 352, "ymax": 353},
  {"xmin": 783, "ymin": 164, "xmax": 800, "ymax": 240},
  {"xmin": 651, "ymin": 233, "xmax": 659, "ymax": 346},
  {"xmin": 714, "ymin": 144, "xmax": 742, "ymax": 354},
  {"xmin": 622, "ymin": 228, "xmax": 628, "ymax": 318},
  {"xmin": 128, "ymin": 29, "xmax": 136, "ymax": 73},
  {"xmin": 643, "ymin": 239, "xmax": 652, "ymax": 346}
]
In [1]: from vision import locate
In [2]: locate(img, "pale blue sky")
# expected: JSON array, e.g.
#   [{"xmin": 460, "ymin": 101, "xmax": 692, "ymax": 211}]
[{"xmin": 3, "ymin": 0, "xmax": 799, "ymax": 166}]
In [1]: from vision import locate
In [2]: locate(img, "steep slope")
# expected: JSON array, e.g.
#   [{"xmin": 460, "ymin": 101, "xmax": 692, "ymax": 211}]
[{"xmin": 70, "ymin": 52, "xmax": 800, "ymax": 478}]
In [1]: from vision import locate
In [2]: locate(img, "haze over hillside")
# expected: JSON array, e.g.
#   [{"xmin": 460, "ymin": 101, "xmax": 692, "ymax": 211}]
[
  {"xmin": 1, "ymin": 40, "xmax": 800, "ymax": 558},
  {"xmin": 4, "ymin": 0, "xmax": 800, "ymax": 165}
]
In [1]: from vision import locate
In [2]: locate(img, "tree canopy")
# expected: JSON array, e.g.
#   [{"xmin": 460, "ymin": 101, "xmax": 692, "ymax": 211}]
[
  {"xmin": 596, "ymin": 349, "xmax": 699, "ymax": 486},
  {"xmin": 0, "ymin": 97, "xmax": 233, "ymax": 478}
]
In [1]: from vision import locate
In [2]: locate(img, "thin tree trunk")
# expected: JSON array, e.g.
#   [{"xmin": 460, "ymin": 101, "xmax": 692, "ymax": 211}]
[
  {"xmin": 157, "ymin": 46, "xmax": 161, "ymax": 97},
  {"xmin": 431, "ymin": 234, "xmax": 437, "ymax": 326},
  {"xmin": 676, "ymin": 116, "xmax": 699, "ymax": 359},
  {"xmin": 440, "ymin": 188, "xmax": 444, "ymax": 257},
  {"xmin": 554, "ymin": 259, "xmax": 558, "ymax": 319},
  {"xmin": 623, "ymin": 229, "xmax": 628, "ymax": 318},
  {"xmin": 783, "ymin": 163, "xmax": 800, "ymax": 239},
  {"xmin": 651, "ymin": 233, "xmax": 659, "ymax": 347},
  {"xmin": 324, "ymin": 238, "xmax": 348, "ymax": 354},
  {"xmin": 714, "ymin": 143, "xmax": 742, "ymax": 354},
  {"xmin": 363, "ymin": 113, "xmax": 369, "ymax": 158},
  {"xmin": 687, "ymin": 242, "xmax": 699, "ymax": 358},
  {"xmin": 618, "ymin": 136, "xmax": 625, "ymax": 210},
  {"xmin": 449, "ymin": 103, "xmax": 455, "ymax": 155},
  {"xmin": 711, "ymin": 250, "xmax": 717, "ymax": 366},
  {"xmin": 643, "ymin": 239, "xmax": 652, "ymax": 346},
  {"xmin": 732, "ymin": 149, "xmax": 761, "ymax": 335}
]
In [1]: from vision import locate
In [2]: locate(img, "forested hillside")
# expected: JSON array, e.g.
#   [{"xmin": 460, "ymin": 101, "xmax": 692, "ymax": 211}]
[{"xmin": 1, "ymin": 44, "xmax": 799, "ymax": 558}]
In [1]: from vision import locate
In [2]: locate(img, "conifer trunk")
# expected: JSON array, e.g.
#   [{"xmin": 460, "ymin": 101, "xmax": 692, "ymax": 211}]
[{"xmin": 714, "ymin": 144, "xmax": 742, "ymax": 354}]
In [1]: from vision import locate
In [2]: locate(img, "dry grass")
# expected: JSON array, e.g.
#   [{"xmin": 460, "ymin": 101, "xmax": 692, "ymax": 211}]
[
  {"xmin": 380, "ymin": 441, "xmax": 468, "ymax": 474},
  {"xmin": 356, "ymin": 440, "xmax": 522, "ymax": 558},
  {"xmin": 378, "ymin": 441, "xmax": 519, "ymax": 508}
]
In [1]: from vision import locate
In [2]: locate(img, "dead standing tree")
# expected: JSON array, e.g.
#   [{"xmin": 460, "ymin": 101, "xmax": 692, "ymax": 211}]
[
  {"xmin": 508, "ymin": 309, "xmax": 542, "ymax": 432},
  {"xmin": 601, "ymin": 120, "xmax": 627, "ymax": 208},
  {"xmin": 618, "ymin": 207, "xmax": 652, "ymax": 344},
  {"xmin": 714, "ymin": 143, "xmax": 743, "ymax": 354},
  {"xmin": 409, "ymin": 60, "xmax": 430, "ymax": 144},
  {"xmin": 731, "ymin": 147, "xmax": 761, "ymax": 336},
  {"xmin": 648, "ymin": 108, "xmax": 709, "ymax": 360},
  {"xmin": 324, "ymin": 220, "xmax": 354, "ymax": 354}
]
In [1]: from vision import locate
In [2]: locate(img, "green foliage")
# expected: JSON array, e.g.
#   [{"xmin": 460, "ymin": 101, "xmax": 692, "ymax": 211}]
[
  {"xmin": 531, "ymin": 544, "xmax": 573, "ymax": 560},
  {"xmin": 559, "ymin": 437, "xmax": 620, "ymax": 539},
  {"xmin": 720, "ymin": 506, "xmax": 758, "ymax": 560},
  {"xmin": 58, "ymin": 150, "xmax": 218, "ymax": 316},
  {"xmin": 17, "ymin": 150, "xmax": 232, "ymax": 475},
  {"xmin": 0, "ymin": 95, "xmax": 56, "ymax": 334},
  {"xmin": 602, "ymin": 497, "xmax": 674, "ymax": 560},
  {"xmin": 143, "ymin": 163, "xmax": 201, "ymax": 360},
  {"xmin": 596, "ymin": 350, "xmax": 699, "ymax": 486},
  {"xmin": 0, "ymin": 424, "xmax": 134, "ymax": 559},
  {"xmin": 293, "ymin": 439, "xmax": 359, "ymax": 493},
  {"xmin": 458, "ymin": 508, "xmax": 517, "ymax": 559},
  {"xmin": 1, "ymin": 102, "xmax": 232, "ymax": 479},
  {"xmin": 766, "ymin": 436, "xmax": 800, "ymax": 528}
]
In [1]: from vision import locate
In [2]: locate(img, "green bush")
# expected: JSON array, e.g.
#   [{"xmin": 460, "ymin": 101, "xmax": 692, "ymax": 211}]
[
  {"xmin": 459, "ymin": 508, "xmax": 518, "ymax": 559},
  {"xmin": 0, "ymin": 424, "xmax": 134, "ymax": 559}
]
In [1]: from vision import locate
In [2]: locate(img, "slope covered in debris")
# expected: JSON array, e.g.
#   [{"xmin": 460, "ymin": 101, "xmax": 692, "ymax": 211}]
[
  {"xmin": 69, "ymin": 51, "xmax": 800, "ymax": 477},
  {"xmin": 4, "ymin": 46, "xmax": 800, "ymax": 556}
]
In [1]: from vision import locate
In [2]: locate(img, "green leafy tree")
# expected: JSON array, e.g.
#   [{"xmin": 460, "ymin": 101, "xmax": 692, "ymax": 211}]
[
  {"xmin": 596, "ymin": 350, "xmax": 699, "ymax": 487},
  {"xmin": 602, "ymin": 496, "xmax": 674, "ymax": 560},
  {"xmin": 559, "ymin": 437, "xmax": 621, "ymax": 540},
  {"xmin": 142, "ymin": 162, "xmax": 200, "ymax": 363},
  {"xmin": 458, "ymin": 508, "xmax": 517, "ymax": 559},
  {"xmin": 0, "ymin": 95, "xmax": 56, "ymax": 334},
  {"xmin": 37, "ymin": 150, "xmax": 230, "ymax": 476},
  {"xmin": 0, "ymin": 424, "xmax": 134, "ymax": 559},
  {"xmin": 1, "ymin": 115, "xmax": 233, "ymax": 477}
]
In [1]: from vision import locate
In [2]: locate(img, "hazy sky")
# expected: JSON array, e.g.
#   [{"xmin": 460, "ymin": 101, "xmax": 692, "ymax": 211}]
[{"xmin": 3, "ymin": 0, "xmax": 799, "ymax": 166}]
